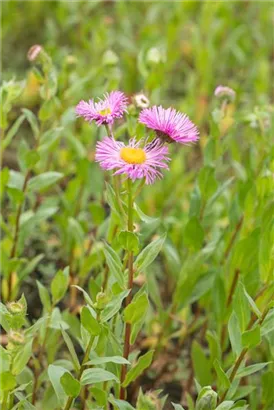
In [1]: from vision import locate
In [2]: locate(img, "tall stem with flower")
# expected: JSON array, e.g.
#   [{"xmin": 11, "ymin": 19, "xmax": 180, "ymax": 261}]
[{"xmin": 75, "ymin": 91, "xmax": 199, "ymax": 401}]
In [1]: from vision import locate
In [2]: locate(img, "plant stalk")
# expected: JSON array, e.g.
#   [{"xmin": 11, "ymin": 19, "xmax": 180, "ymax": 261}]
[
  {"xmin": 120, "ymin": 178, "xmax": 134, "ymax": 400},
  {"xmin": 219, "ymin": 302, "xmax": 272, "ymax": 403}
]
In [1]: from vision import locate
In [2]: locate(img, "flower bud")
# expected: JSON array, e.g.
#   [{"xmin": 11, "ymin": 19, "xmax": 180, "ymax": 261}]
[
  {"xmin": 137, "ymin": 390, "xmax": 161, "ymax": 410},
  {"xmin": 8, "ymin": 331, "xmax": 25, "ymax": 346},
  {"xmin": 27, "ymin": 45, "xmax": 43, "ymax": 62},
  {"xmin": 95, "ymin": 292, "xmax": 108, "ymax": 310},
  {"xmin": 196, "ymin": 386, "xmax": 217, "ymax": 410},
  {"xmin": 214, "ymin": 85, "xmax": 236, "ymax": 101},
  {"xmin": 133, "ymin": 93, "xmax": 150, "ymax": 109},
  {"xmin": 7, "ymin": 301, "xmax": 24, "ymax": 315}
]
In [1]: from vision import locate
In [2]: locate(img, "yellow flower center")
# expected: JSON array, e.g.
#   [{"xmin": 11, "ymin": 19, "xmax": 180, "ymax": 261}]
[
  {"xmin": 120, "ymin": 147, "xmax": 146, "ymax": 164},
  {"xmin": 99, "ymin": 107, "xmax": 112, "ymax": 116}
]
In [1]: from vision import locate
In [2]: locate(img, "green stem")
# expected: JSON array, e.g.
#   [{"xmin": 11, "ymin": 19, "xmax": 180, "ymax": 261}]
[
  {"xmin": 63, "ymin": 335, "xmax": 95, "ymax": 410},
  {"xmin": 120, "ymin": 179, "xmax": 134, "ymax": 400}
]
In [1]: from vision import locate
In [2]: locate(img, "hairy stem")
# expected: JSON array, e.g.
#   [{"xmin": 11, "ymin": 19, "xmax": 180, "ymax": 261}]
[{"xmin": 120, "ymin": 178, "xmax": 134, "ymax": 400}]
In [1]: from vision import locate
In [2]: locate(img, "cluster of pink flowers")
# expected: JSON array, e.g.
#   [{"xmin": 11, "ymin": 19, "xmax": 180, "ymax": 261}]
[{"xmin": 76, "ymin": 91, "xmax": 199, "ymax": 184}]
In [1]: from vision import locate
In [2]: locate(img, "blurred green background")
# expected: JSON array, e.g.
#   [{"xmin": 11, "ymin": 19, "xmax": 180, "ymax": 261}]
[{"xmin": 3, "ymin": 1, "xmax": 272, "ymax": 111}]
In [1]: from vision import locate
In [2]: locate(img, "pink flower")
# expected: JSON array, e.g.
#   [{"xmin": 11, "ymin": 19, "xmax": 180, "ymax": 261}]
[
  {"xmin": 214, "ymin": 85, "xmax": 236, "ymax": 100},
  {"xmin": 75, "ymin": 91, "xmax": 128, "ymax": 126},
  {"xmin": 139, "ymin": 106, "xmax": 199, "ymax": 144},
  {"xmin": 95, "ymin": 137, "xmax": 170, "ymax": 184}
]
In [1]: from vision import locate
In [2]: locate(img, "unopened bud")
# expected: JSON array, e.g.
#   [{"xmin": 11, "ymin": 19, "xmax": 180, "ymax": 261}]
[
  {"xmin": 27, "ymin": 45, "xmax": 43, "ymax": 62},
  {"xmin": 7, "ymin": 301, "xmax": 24, "ymax": 315},
  {"xmin": 137, "ymin": 390, "xmax": 161, "ymax": 410},
  {"xmin": 8, "ymin": 331, "xmax": 25, "ymax": 346},
  {"xmin": 214, "ymin": 85, "xmax": 236, "ymax": 101},
  {"xmin": 95, "ymin": 292, "xmax": 108, "ymax": 310},
  {"xmin": 196, "ymin": 386, "xmax": 217, "ymax": 410},
  {"xmin": 133, "ymin": 93, "xmax": 150, "ymax": 109}
]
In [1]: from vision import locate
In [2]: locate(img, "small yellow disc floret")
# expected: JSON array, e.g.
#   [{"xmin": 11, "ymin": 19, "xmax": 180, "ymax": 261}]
[{"xmin": 120, "ymin": 147, "xmax": 146, "ymax": 164}]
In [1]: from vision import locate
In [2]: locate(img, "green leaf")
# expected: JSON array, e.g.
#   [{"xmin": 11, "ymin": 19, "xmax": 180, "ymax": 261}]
[
  {"xmin": 236, "ymin": 362, "xmax": 270, "ymax": 378},
  {"xmin": 242, "ymin": 325, "xmax": 261, "ymax": 348},
  {"xmin": 48, "ymin": 364, "xmax": 68, "ymax": 406},
  {"xmin": 134, "ymin": 234, "xmax": 166, "ymax": 273},
  {"xmin": 21, "ymin": 108, "xmax": 39, "ymax": 138},
  {"xmin": 39, "ymin": 127, "xmax": 63, "ymax": 152},
  {"xmin": 134, "ymin": 203, "xmax": 159, "ymax": 224},
  {"xmin": 19, "ymin": 254, "xmax": 44, "ymax": 282},
  {"xmin": 51, "ymin": 267, "xmax": 69, "ymax": 304},
  {"xmin": 122, "ymin": 350, "xmax": 154, "ymax": 388},
  {"xmin": 206, "ymin": 331, "xmax": 221, "ymax": 365},
  {"xmin": 72, "ymin": 285, "xmax": 93, "ymax": 307},
  {"xmin": 233, "ymin": 282, "xmax": 250, "ymax": 332},
  {"xmin": 109, "ymin": 397, "xmax": 135, "ymax": 410},
  {"xmin": 259, "ymin": 202, "xmax": 274, "ymax": 281},
  {"xmin": 198, "ymin": 166, "xmax": 218, "ymax": 200},
  {"xmin": 172, "ymin": 404, "xmax": 186, "ymax": 410},
  {"xmin": 61, "ymin": 328, "xmax": 80, "ymax": 372},
  {"xmin": 0, "ymin": 167, "xmax": 9, "ymax": 192},
  {"xmin": 101, "ymin": 290, "xmax": 130, "ymax": 322},
  {"xmin": 124, "ymin": 293, "xmax": 148, "ymax": 325},
  {"xmin": 24, "ymin": 151, "xmax": 40, "ymax": 168},
  {"xmin": 80, "ymin": 306, "xmax": 101, "ymax": 335},
  {"xmin": 86, "ymin": 356, "xmax": 130, "ymax": 366},
  {"xmin": 261, "ymin": 309, "xmax": 274, "ymax": 336},
  {"xmin": 37, "ymin": 280, "xmax": 51, "ymax": 312},
  {"xmin": 118, "ymin": 230, "xmax": 139, "ymax": 254},
  {"xmin": 80, "ymin": 368, "xmax": 119, "ymax": 385},
  {"xmin": 3, "ymin": 114, "xmax": 25, "ymax": 149},
  {"xmin": 0, "ymin": 371, "xmax": 16, "ymax": 391},
  {"xmin": 106, "ymin": 182, "xmax": 125, "ymax": 220},
  {"xmin": 214, "ymin": 359, "xmax": 231, "ymax": 390},
  {"xmin": 231, "ymin": 230, "xmax": 260, "ymax": 273},
  {"xmin": 60, "ymin": 372, "xmax": 81, "ymax": 398},
  {"xmin": 215, "ymin": 401, "xmax": 234, "ymax": 410},
  {"xmin": 243, "ymin": 287, "xmax": 261, "ymax": 318},
  {"xmin": 12, "ymin": 339, "xmax": 33, "ymax": 375},
  {"xmin": 103, "ymin": 243, "xmax": 125, "ymax": 288},
  {"xmin": 206, "ymin": 177, "xmax": 235, "ymax": 209},
  {"xmin": 191, "ymin": 341, "xmax": 212, "ymax": 386},
  {"xmin": 7, "ymin": 170, "xmax": 24, "ymax": 191},
  {"xmin": 28, "ymin": 172, "xmax": 63, "ymax": 192},
  {"xmin": 183, "ymin": 217, "xmax": 204, "ymax": 250},
  {"xmin": 228, "ymin": 311, "xmax": 242, "ymax": 356},
  {"xmin": 0, "ymin": 346, "xmax": 11, "ymax": 372}
]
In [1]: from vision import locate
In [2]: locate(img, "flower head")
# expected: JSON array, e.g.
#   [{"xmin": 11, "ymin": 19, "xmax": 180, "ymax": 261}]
[
  {"xmin": 139, "ymin": 106, "xmax": 199, "ymax": 144},
  {"xmin": 76, "ymin": 91, "xmax": 128, "ymax": 126},
  {"xmin": 214, "ymin": 85, "xmax": 236, "ymax": 100},
  {"xmin": 95, "ymin": 137, "xmax": 170, "ymax": 184}
]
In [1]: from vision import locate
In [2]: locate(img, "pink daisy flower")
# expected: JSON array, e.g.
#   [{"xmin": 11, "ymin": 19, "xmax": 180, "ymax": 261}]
[
  {"xmin": 75, "ymin": 91, "xmax": 128, "ymax": 126},
  {"xmin": 139, "ymin": 106, "xmax": 199, "ymax": 144},
  {"xmin": 95, "ymin": 137, "xmax": 170, "ymax": 184}
]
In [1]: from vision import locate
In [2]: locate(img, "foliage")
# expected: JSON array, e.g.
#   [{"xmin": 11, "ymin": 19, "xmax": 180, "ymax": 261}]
[{"xmin": 1, "ymin": 1, "xmax": 273, "ymax": 410}]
